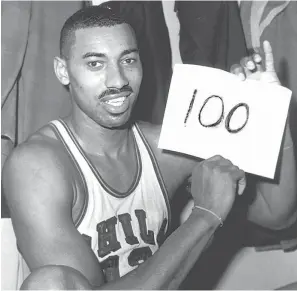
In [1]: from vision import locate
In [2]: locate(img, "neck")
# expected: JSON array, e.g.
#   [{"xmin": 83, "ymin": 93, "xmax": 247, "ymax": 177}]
[{"xmin": 64, "ymin": 109, "xmax": 132, "ymax": 158}]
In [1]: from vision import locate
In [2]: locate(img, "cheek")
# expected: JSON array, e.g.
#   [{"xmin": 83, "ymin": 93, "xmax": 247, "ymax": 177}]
[
  {"xmin": 128, "ymin": 67, "xmax": 143, "ymax": 90},
  {"xmin": 69, "ymin": 79, "xmax": 95, "ymax": 110},
  {"xmin": 71, "ymin": 73, "xmax": 103, "ymax": 98},
  {"xmin": 69, "ymin": 64, "xmax": 103, "ymax": 89}
]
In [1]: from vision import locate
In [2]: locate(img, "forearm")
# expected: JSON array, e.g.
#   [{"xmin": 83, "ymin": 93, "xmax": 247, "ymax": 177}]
[
  {"xmin": 247, "ymin": 123, "xmax": 297, "ymax": 229},
  {"xmin": 96, "ymin": 211, "xmax": 219, "ymax": 290},
  {"xmin": 166, "ymin": 231, "xmax": 214, "ymax": 289}
]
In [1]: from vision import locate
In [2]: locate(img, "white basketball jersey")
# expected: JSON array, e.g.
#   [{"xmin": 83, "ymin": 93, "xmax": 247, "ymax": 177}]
[{"xmin": 17, "ymin": 119, "xmax": 171, "ymax": 286}]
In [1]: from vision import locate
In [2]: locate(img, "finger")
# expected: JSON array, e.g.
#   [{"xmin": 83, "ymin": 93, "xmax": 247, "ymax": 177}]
[
  {"xmin": 252, "ymin": 53, "xmax": 264, "ymax": 72},
  {"xmin": 219, "ymin": 166, "xmax": 246, "ymax": 195},
  {"xmin": 237, "ymin": 176, "xmax": 246, "ymax": 196},
  {"xmin": 253, "ymin": 53, "xmax": 262, "ymax": 64},
  {"xmin": 204, "ymin": 156, "xmax": 229, "ymax": 170},
  {"xmin": 263, "ymin": 40, "xmax": 275, "ymax": 72},
  {"xmin": 207, "ymin": 155, "xmax": 224, "ymax": 162},
  {"xmin": 229, "ymin": 167, "xmax": 245, "ymax": 182},
  {"xmin": 207, "ymin": 155, "xmax": 234, "ymax": 167},
  {"xmin": 240, "ymin": 56, "xmax": 256, "ymax": 76},
  {"xmin": 241, "ymin": 56, "xmax": 256, "ymax": 71},
  {"xmin": 230, "ymin": 64, "xmax": 246, "ymax": 81},
  {"xmin": 217, "ymin": 158, "xmax": 234, "ymax": 167},
  {"xmin": 219, "ymin": 164, "xmax": 241, "ymax": 174}
]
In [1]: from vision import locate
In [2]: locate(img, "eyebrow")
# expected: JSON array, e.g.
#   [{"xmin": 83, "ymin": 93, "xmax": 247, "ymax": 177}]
[
  {"xmin": 82, "ymin": 52, "xmax": 106, "ymax": 59},
  {"xmin": 120, "ymin": 49, "xmax": 139, "ymax": 58},
  {"xmin": 82, "ymin": 48, "xmax": 139, "ymax": 59}
]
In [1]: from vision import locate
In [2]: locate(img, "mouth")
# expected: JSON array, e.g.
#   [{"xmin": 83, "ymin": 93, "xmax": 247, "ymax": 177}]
[
  {"xmin": 104, "ymin": 96, "xmax": 127, "ymax": 107},
  {"xmin": 100, "ymin": 93, "xmax": 132, "ymax": 114},
  {"xmin": 101, "ymin": 92, "xmax": 132, "ymax": 105}
]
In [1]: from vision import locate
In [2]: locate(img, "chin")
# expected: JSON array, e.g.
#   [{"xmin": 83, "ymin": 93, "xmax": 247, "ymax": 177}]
[{"xmin": 100, "ymin": 114, "xmax": 133, "ymax": 130}]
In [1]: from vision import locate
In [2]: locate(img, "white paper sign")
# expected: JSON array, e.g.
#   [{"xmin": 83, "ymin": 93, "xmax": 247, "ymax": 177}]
[{"xmin": 158, "ymin": 64, "xmax": 292, "ymax": 179}]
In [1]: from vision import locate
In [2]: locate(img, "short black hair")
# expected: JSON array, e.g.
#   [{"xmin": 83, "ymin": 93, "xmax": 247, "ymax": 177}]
[{"xmin": 60, "ymin": 5, "xmax": 132, "ymax": 59}]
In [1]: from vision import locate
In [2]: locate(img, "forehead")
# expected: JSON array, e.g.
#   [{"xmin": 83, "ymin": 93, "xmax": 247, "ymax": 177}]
[{"xmin": 71, "ymin": 24, "xmax": 138, "ymax": 57}]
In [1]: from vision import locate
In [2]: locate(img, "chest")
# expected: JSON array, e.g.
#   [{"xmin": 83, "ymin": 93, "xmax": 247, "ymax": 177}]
[{"xmin": 75, "ymin": 172, "xmax": 169, "ymax": 275}]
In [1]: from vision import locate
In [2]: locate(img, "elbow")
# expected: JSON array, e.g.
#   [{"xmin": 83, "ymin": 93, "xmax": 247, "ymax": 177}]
[
  {"xmin": 248, "ymin": 198, "xmax": 297, "ymax": 231},
  {"xmin": 261, "ymin": 208, "xmax": 297, "ymax": 231},
  {"xmin": 20, "ymin": 265, "xmax": 93, "ymax": 290},
  {"xmin": 249, "ymin": 184, "xmax": 297, "ymax": 231}
]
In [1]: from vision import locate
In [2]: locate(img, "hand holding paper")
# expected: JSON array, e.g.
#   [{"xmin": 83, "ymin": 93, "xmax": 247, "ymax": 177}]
[
  {"xmin": 231, "ymin": 40, "xmax": 280, "ymax": 85},
  {"xmin": 158, "ymin": 42, "xmax": 292, "ymax": 179}
]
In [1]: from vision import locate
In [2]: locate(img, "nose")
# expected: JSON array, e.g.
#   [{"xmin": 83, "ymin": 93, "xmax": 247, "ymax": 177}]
[{"xmin": 105, "ymin": 63, "xmax": 129, "ymax": 89}]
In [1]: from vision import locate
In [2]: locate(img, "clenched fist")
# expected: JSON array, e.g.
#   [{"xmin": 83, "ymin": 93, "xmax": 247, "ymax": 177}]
[{"xmin": 190, "ymin": 155, "xmax": 246, "ymax": 224}]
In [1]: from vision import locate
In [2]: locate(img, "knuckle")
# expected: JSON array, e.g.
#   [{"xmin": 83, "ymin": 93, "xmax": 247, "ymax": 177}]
[
  {"xmin": 247, "ymin": 61, "xmax": 256, "ymax": 70},
  {"xmin": 212, "ymin": 166, "xmax": 220, "ymax": 174},
  {"xmin": 240, "ymin": 56, "xmax": 249, "ymax": 66},
  {"xmin": 240, "ymin": 170, "xmax": 246, "ymax": 177},
  {"xmin": 230, "ymin": 64, "xmax": 241, "ymax": 74},
  {"xmin": 221, "ymin": 158, "xmax": 232, "ymax": 166},
  {"xmin": 201, "ymin": 161, "xmax": 211, "ymax": 171},
  {"xmin": 253, "ymin": 53, "xmax": 262, "ymax": 63}
]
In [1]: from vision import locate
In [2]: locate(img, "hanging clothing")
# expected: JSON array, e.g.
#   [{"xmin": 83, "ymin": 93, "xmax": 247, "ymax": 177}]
[
  {"xmin": 175, "ymin": 1, "xmax": 248, "ymax": 71},
  {"xmin": 240, "ymin": 0, "xmax": 297, "ymax": 146},
  {"xmin": 239, "ymin": 0, "xmax": 297, "ymax": 250},
  {"xmin": 1, "ymin": 1, "xmax": 84, "ymax": 218}
]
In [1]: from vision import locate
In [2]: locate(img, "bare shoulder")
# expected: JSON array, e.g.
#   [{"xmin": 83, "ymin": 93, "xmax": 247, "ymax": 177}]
[
  {"xmin": 136, "ymin": 121, "xmax": 198, "ymax": 197},
  {"xmin": 2, "ymin": 126, "xmax": 76, "ymax": 208},
  {"xmin": 3, "ymin": 128, "xmax": 103, "ymax": 284}
]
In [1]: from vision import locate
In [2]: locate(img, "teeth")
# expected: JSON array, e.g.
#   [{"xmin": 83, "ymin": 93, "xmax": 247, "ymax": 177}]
[{"xmin": 105, "ymin": 97, "xmax": 126, "ymax": 106}]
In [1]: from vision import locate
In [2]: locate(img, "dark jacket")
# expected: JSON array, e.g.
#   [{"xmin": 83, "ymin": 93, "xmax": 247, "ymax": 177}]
[{"xmin": 175, "ymin": 1, "xmax": 247, "ymax": 71}]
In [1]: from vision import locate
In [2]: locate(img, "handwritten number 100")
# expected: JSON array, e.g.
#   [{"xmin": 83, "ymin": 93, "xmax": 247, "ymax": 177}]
[{"xmin": 185, "ymin": 91, "xmax": 249, "ymax": 134}]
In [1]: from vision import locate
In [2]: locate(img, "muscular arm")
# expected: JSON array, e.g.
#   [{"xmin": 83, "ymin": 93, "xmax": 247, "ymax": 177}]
[
  {"xmin": 3, "ymin": 140, "xmax": 220, "ymax": 289},
  {"xmin": 103, "ymin": 211, "xmax": 218, "ymax": 290},
  {"xmin": 247, "ymin": 122, "xmax": 297, "ymax": 230},
  {"xmin": 166, "ymin": 232, "xmax": 214, "ymax": 289},
  {"xmin": 3, "ymin": 141, "xmax": 105, "ymax": 286},
  {"xmin": 230, "ymin": 42, "xmax": 297, "ymax": 231},
  {"xmin": 141, "ymin": 119, "xmax": 297, "ymax": 231}
]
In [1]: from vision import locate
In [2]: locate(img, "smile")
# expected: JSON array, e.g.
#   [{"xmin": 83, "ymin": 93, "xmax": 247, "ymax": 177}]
[{"xmin": 104, "ymin": 97, "xmax": 126, "ymax": 107}]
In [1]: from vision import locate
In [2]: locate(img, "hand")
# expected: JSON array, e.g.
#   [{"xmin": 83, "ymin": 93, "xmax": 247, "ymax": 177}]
[
  {"xmin": 190, "ymin": 155, "xmax": 246, "ymax": 223},
  {"xmin": 230, "ymin": 40, "xmax": 293, "ymax": 149},
  {"xmin": 231, "ymin": 40, "xmax": 280, "ymax": 85}
]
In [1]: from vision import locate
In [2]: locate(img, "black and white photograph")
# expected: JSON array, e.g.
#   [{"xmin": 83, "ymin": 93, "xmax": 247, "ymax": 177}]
[{"xmin": 1, "ymin": 1, "xmax": 297, "ymax": 290}]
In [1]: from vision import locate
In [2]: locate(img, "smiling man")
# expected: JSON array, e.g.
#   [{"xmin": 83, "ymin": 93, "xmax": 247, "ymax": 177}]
[{"xmin": 2, "ymin": 6, "xmax": 296, "ymax": 290}]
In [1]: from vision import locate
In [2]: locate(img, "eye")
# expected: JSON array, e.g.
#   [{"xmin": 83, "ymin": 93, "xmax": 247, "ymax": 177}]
[
  {"xmin": 87, "ymin": 61, "xmax": 103, "ymax": 69},
  {"xmin": 122, "ymin": 58, "xmax": 136, "ymax": 65}
]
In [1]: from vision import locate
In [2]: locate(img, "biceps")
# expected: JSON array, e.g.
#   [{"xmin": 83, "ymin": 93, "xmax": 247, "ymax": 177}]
[{"xmin": 14, "ymin": 217, "xmax": 104, "ymax": 286}]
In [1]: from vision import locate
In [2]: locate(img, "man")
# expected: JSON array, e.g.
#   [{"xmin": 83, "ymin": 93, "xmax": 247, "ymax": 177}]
[
  {"xmin": 90, "ymin": 0, "xmax": 173, "ymax": 125},
  {"xmin": 2, "ymin": 6, "xmax": 296, "ymax": 290}
]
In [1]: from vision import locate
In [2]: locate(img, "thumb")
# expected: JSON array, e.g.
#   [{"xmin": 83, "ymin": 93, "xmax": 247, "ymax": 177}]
[
  {"xmin": 263, "ymin": 40, "xmax": 275, "ymax": 73},
  {"xmin": 237, "ymin": 176, "xmax": 246, "ymax": 196}
]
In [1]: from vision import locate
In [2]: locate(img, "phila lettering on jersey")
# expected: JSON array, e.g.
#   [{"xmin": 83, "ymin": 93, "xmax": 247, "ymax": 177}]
[{"xmin": 47, "ymin": 120, "xmax": 171, "ymax": 282}]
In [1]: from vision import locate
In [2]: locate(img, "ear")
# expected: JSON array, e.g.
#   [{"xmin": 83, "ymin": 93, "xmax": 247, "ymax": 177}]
[{"xmin": 54, "ymin": 57, "xmax": 70, "ymax": 86}]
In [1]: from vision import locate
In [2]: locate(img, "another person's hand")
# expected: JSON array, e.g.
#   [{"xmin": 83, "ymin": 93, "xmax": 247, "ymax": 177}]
[
  {"xmin": 231, "ymin": 40, "xmax": 280, "ymax": 85},
  {"xmin": 190, "ymin": 155, "xmax": 246, "ymax": 224}
]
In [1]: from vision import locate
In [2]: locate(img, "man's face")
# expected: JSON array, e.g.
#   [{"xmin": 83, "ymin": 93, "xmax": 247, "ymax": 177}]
[{"xmin": 65, "ymin": 24, "xmax": 142, "ymax": 128}]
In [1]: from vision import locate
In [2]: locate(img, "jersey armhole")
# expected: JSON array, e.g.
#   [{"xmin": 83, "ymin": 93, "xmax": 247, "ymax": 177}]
[
  {"xmin": 48, "ymin": 122, "xmax": 88, "ymax": 228},
  {"xmin": 133, "ymin": 123, "xmax": 172, "ymax": 233}
]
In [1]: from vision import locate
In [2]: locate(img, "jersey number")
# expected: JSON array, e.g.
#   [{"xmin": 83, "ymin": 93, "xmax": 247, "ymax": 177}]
[{"xmin": 82, "ymin": 210, "xmax": 167, "ymax": 282}]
